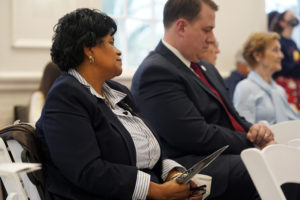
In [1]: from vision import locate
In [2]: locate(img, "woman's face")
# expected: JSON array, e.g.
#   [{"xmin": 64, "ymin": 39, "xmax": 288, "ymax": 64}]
[
  {"xmin": 259, "ymin": 40, "xmax": 284, "ymax": 73},
  {"xmin": 92, "ymin": 34, "xmax": 122, "ymax": 79}
]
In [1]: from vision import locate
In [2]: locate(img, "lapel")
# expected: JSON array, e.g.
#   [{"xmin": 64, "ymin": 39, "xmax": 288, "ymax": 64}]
[
  {"xmin": 155, "ymin": 42, "xmax": 226, "ymax": 105},
  {"xmin": 97, "ymin": 99, "xmax": 137, "ymax": 165},
  {"xmin": 70, "ymin": 76, "xmax": 138, "ymax": 166},
  {"xmin": 198, "ymin": 61, "xmax": 233, "ymax": 105}
]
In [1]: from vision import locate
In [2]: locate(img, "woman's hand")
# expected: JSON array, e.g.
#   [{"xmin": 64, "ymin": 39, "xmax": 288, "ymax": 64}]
[
  {"xmin": 147, "ymin": 180, "xmax": 203, "ymax": 200},
  {"xmin": 166, "ymin": 169, "xmax": 182, "ymax": 182},
  {"xmin": 187, "ymin": 181, "xmax": 204, "ymax": 200}
]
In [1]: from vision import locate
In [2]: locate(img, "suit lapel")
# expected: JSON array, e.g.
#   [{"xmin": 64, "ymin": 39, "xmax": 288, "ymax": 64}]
[
  {"xmin": 199, "ymin": 62, "xmax": 236, "ymax": 111},
  {"xmin": 155, "ymin": 42, "xmax": 222, "ymax": 102},
  {"xmin": 155, "ymin": 41, "xmax": 247, "ymax": 128},
  {"xmin": 97, "ymin": 99, "xmax": 137, "ymax": 165},
  {"xmin": 200, "ymin": 63, "xmax": 229, "ymax": 100}
]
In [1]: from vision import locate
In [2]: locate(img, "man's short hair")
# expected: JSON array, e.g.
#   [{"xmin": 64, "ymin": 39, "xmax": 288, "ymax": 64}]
[{"xmin": 163, "ymin": 0, "xmax": 218, "ymax": 28}]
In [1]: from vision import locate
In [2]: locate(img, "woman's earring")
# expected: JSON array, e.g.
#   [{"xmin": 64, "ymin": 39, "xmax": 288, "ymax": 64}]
[{"xmin": 89, "ymin": 56, "xmax": 94, "ymax": 64}]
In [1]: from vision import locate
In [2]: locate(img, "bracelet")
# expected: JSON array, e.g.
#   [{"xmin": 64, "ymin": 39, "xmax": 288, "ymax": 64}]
[{"xmin": 170, "ymin": 172, "xmax": 183, "ymax": 180}]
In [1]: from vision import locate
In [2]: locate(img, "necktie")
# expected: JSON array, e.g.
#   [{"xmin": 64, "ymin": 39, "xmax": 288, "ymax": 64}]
[{"xmin": 191, "ymin": 62, "xmax": 245, "ymax": 132}]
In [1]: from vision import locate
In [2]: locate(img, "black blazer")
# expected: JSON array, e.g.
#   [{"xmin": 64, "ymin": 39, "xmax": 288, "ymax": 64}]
[
  {"xmin": 36, "ymin": 73, "xmax": 163, "ymax": 200},
  {"xmin": 131, "ymin": 41, "xmax": 253, "ymax": 196}
]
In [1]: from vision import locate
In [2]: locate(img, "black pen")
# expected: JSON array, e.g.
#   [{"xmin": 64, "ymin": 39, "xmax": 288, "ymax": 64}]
[{"xmin": 190, "ymin": 184, "xmax": 206, "ymax": 191}]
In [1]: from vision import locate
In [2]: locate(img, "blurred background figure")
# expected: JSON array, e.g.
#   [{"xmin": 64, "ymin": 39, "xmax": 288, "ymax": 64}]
[
  {"xmin": 224, "ymin": 49, "xmax": 250, "ymax": 100},
  {"xmin": 200, "ymin": 41, "xmax": 220, "ymax": 66},
  {"xmin": 267, "ymin": 10, "xmax": 279, "ymax": 31},
  {"xmin": 28, "ymin": 62, "xmax": 61, "ymax": 124},
  {"xmin": 233, "ymin": 32, "xmax": 300, "ymax": 125},
  {"xmin": 269, "ymin": 10, "xmax": 300, "ymax": 111}
]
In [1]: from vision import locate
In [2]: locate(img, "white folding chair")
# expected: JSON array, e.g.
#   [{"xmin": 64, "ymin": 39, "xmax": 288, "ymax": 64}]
[
  {"xmin": 241, "ymin": 144, "xmax": 300, "ymax": 200},
  {"xmin": 269, "ymin": 120, "xmax": 300, "ymax": 144},
  {"xmin": 288, "ymin": 139, "xmax": 300, "ymax": 148},
  {"xmin": 0, "ymin": 138, "xmax": 41, "ymax": 200},
  {"xmin": 0, "ymin": 122, "xmax": 44, "ymax": 200},
  {"xmin": 6, "ymin": 140, "xmax": 42, "ymax": 200}
]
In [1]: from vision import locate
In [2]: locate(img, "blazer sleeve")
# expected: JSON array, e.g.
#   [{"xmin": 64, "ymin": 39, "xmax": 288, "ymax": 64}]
[
  {"xmin": 41, "ymin": 82, "xmax": 138, "ymax": 199},
  {"xmin": 132, "ymin": 63, "xmax": 253, "ymax": 156}
]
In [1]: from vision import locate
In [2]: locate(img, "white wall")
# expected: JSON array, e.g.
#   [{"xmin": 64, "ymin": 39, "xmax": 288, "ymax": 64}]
[
  {"xmin": 214, "ymin": 0, "xmax": 267, "ymax": 76},
  {"xmin": 0, "ymin": 0, "xmax": 267, "ymax": 127}
]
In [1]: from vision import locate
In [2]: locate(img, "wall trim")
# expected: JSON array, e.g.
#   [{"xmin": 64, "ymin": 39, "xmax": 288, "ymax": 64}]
[
  {"xmin": 0, "ymin": 69, "xmax": 230, "ymax": 92},
  {"xmin": 0, "ymin": 68, "xmax": 137, "ymax": 91},
  {"xmin": 0, "ymin": 72, "xmax": 41, "ymax": 91}
]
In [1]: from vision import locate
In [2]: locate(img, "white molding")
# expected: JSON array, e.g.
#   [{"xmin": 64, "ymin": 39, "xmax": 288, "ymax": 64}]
[
  {"xmin": 12, "ymin": 39, "xmax": 51, "ymax": 49},
  {"xmin": 0, "ymin": 68, "xmax": 137, "ymax": 91},
  {"xmin": 0, "ymin": 72, "xmax": 41, "ymax": 91},
  {"xmin": 0, "ymin": 69, "xmax": 230, "ymax": 91}
]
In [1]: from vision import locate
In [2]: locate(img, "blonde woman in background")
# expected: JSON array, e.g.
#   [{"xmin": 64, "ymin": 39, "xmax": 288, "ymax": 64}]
[{"xmin": 233, "ymin": 32, "xmax": 300, "ymax": 125}]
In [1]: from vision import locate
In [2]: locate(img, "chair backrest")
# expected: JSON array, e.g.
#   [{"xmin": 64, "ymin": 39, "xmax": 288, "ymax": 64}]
[
  {"xmin": 0, "ymin": 138, "xmax": 28, "ymax": 200},
  {"xmin": 269, "ymin": 120, "xmax": 300, "ymax": 144},
  {"xmin": 288, "ymin": 139, "xmax": 300, "ymax": 148},
  {"xmin": 0, "ymin": 123, "xmax": 44, "ymax": 200},
  {"xmin": 241, "ymin": 144, "xmax": 300, "ymax": 200}
]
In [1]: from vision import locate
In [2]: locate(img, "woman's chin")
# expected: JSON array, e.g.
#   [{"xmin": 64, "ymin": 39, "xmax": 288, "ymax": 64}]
[{"xmin": 115, "ymin": 67, "xmax": 123, "ymax": 77}]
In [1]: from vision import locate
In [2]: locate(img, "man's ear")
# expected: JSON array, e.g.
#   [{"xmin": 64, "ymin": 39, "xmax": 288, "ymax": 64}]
[{"xmin": 176, "ymin": 19, "xmax": 187, "ymax": 37}]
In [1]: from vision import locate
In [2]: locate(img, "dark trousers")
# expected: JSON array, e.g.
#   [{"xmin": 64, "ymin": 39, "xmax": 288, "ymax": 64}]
[{"xmin": 207, "ymin": 155, "xmax": 260, "ymax": 200}]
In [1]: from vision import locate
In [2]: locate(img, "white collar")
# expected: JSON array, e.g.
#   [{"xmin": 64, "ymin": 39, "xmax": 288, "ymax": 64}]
[
  {"xmin": 68, "ymin": 69, "xmax": 126, "ymax": 107},
  {"xmin": 162, "ymin": 39, "xmax": 191, "ymax": 69}
]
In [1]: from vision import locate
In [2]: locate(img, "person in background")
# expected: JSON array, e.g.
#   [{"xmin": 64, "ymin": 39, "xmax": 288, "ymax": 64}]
[
  {"xmin": 270, "ymin": 10, "xmax": 300, "ymax": 111},
  {"xmin": 224, "ymin": 50, "xmax": 250, "ymax": 100},
  {"xmin": 267, "ymin": 11, "xmax": 279, "ymax": 31},
  {"xmin": 200, "ymin": 41, "xmax": 220, "ymax": 66},
  {"xmin": 233, "ymin": 32, "xmax": 300, "ymax": 125},
  {"xmin": 36, "ymin": 8, "xmax": 203, "ymax": 200},
  {"xmin": 28, "ymin": 62, "xmax": 61, "ymax": 124},
  {"xmin": 131, "ymin": 0, "xmax": 276, "ymax": 199}
]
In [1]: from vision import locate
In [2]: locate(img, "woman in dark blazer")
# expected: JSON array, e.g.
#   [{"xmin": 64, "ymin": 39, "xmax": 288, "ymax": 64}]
[{"xmin": 36, "ymin": 8, "xmax": 202, "ymax": 200}]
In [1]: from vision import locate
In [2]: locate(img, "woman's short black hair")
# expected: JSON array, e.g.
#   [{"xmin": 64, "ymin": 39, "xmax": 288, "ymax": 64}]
[{"xmin": 51, "ymin": 8, "xmax": 117, "ymax": 71}]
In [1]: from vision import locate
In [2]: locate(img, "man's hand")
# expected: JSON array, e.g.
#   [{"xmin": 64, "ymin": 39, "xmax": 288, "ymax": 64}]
[
  {"xmin": 259, "ymin": 140, "xmax": 278, "ymax": 149},
  {"xmin": 246, "ymin": 124, "xmax": 275, "ymax": 149}
]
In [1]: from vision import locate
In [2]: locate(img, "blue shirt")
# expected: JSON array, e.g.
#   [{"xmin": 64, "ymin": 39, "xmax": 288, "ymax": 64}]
[{"xmin": 233, "ymin": 71, "xmax": 300, "ymax": 125}]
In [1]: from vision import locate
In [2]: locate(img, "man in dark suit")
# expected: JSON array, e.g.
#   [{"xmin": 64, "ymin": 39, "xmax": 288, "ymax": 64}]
[{"xmin": 131, "ymin": 0, "xmax": 276, "ymax": 199}]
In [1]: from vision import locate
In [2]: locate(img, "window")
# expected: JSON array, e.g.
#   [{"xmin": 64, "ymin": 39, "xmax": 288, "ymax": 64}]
[
  {"xmin": 265, "ymin": 0, "xmax": 300, "ymax": 46},
  {"xmin": 101, "ymin": 0, "xmax": 166, "ymax": 69}
]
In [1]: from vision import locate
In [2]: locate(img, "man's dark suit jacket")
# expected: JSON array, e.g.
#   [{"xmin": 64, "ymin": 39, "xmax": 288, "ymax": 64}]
[
  {"xmin": 131, "ymin": 41, "xmax": 254, "ymax": 197},
  {"xmin": 36, "ymin": 73, "xmax": 163, "ymax": 200}
]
